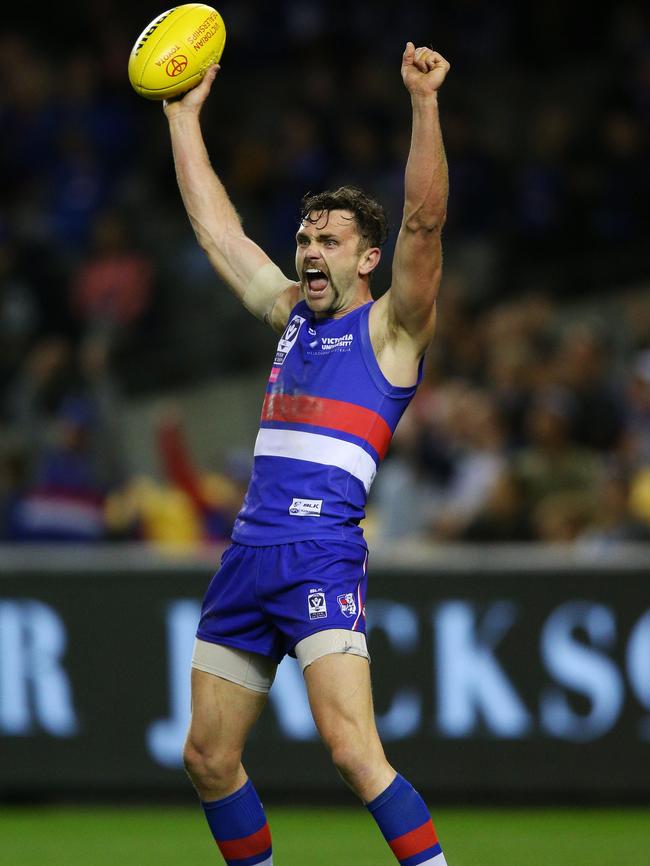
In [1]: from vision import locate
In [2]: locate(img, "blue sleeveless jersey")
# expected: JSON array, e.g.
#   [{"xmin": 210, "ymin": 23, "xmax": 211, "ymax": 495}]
[{"xmin": 231, "ymin": 300, "xmax": 421, "ymax": 548}]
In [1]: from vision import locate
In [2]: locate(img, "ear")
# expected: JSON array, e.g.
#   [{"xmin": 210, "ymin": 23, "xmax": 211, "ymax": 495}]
[{"xmin": 359, "ymin": 246, "xmax": 381, "ymax": 277}]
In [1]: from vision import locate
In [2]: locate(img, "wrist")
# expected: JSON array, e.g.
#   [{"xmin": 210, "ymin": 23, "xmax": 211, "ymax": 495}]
[
  {"xmin": 410, "ymin": 90, "xmax": 440, "ymax": 105},
  {"xmin": 166, "ymin": 107, "xmax": 202, "ymax": 127}
]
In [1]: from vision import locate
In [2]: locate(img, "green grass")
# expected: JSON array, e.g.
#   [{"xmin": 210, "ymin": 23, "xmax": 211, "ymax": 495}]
[{"xmin": 1, "ymin": 805, "xmax": 648, "ymax": 865}]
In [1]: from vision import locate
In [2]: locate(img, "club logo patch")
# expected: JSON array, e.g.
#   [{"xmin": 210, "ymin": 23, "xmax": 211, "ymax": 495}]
[
  {"xmin": 337, "ymin": 592, "xmax": 357, "ymax": 618},
  {"xmin": 308, "ymin": 589, "xmax": 327, "ymax": 620},
  {"xmin": 274, "ymin": 315, "xmax": 305, "ymax": 366}
]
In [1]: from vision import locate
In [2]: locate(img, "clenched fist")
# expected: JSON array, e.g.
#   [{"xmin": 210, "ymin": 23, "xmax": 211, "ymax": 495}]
[{"xmin": 401, "ymin": 42, "xmax": 450, "ymax": 97}]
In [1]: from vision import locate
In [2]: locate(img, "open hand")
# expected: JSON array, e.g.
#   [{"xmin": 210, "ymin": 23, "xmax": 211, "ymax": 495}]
[
  {"xmin": 163, "ymin": 63, "xmax": 220, "ymax": 118},
  {"xmin": 401, "ymin": 43, "xmax": 450, "ymax": 97}
]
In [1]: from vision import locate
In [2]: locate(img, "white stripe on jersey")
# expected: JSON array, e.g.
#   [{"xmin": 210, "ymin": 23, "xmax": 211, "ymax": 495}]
[
  {"xmin": 254, "ymin": 856, "xmax": 273, "ymax": 866},
  {"xmin": 254, "ymin": 428, "xmax": 377, "ymax": 492}
]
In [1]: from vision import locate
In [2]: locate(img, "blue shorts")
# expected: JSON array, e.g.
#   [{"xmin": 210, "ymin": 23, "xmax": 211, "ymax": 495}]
[{"xmin": 196, "ymin": 539, "xmax": 368, "ymax": 663}]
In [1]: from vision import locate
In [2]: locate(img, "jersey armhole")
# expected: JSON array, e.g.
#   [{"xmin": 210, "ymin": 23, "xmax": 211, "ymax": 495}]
[{"xmin": 358, "ymin": 303, "xmax": 423, "ymax": 398}]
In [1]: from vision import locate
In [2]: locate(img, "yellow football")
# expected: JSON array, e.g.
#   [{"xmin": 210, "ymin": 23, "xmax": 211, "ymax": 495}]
[{"xmin": 128, "ymin": 4, "xmax": 226, "ymax": 100}]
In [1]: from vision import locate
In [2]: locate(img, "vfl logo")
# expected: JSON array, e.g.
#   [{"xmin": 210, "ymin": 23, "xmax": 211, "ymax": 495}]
[
  {"xmin": 283, "ymin": 320, "xmax": 300, "ymax": 343},
  {"xmin": 274, "ymin": 314, "xmax": 305, "ymax": 367},
  {"xmin": 308, "ymin": 589, "xmax": 327, "ymax": 621},
  {"xmin": 337, "ymin": 593, "xmax": 357, "ymax": 618},
  {"xmin": 166, "ymin": 55, "xmax": 188, "ymax": 76}
]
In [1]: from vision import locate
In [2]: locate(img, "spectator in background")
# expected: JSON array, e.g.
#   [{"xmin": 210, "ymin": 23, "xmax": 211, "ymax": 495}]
[
  {"xmin": 576, "ymin": 464, "xmax": 650, "ymax": 551},
  {"xmin": 156, "ymin": 404, "xmax": 247, "ymax": 544},
  {"xmin": 514, "ymin": 386, "xmax": 605, "ymax": 511},
  {"xmin": 76, "ymin": 331, "xmax": 128, "ymax": 489},
  {"xmin": 0, "ymin": 440, "xmax": 30, "ymax": 541},
  {"xmin": 0, "ymin": 233, "xmax": 40, "ymax": 395},
  {"xmin": 6, "ymin": 394, "xmax": 108, "ymax": 542},
  {"xmin": 2, "ymin": 328, "xmax": 126, "ymax": 542},
  {"xmin": 5, "ymin": 332, "xmax": 126, "ymax": 484},
  {"xmin": 5, "ymin": 336, "xmax": 74, "ymax": 456},
  {"xmin": 532, "ymin": 489, "xmax": 594, "ymax": 544},
  {"xmin": 553, "ymin": 323, "xmax": 626, "ymax": 452},
  {"xmin": 430, "ymin": 388, "xmax": 508, "ymax": 541},
  {"xmin": 70, "ymin": 209, "xmax": 154, "ymax": 351},
  {"xmin": 460, "ymin": 469, "xmax": 535, "ymax": 543},
  {"xmin": 622, "ymin": 348, "xmax": 650, "ymax": 467},
  {"xmin": 104, "ymin": 405, "xmax": 249, "ymax": 549}
]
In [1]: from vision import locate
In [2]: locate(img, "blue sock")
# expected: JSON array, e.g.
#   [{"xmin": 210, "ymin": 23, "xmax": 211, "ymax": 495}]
[
  {"xmin": 201, "ymin": 779, "xmax": 272, "ymax": 865},
  {"xmin": 367, "ymin": 774, "xmax": 447, "ymax": 865}
]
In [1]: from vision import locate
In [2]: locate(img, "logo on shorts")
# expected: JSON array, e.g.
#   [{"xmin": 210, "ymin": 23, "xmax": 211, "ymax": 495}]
[
  {"xmin": 337, "ymin": 592, "xmax": 357, "ymax": 618},
  {"xmin": 289, "ymin": 498, "xmax": 322, "ymax": 517},
  {"xmin": 308, "ymin": 589, "xmax": 327, "ymax": 620}
]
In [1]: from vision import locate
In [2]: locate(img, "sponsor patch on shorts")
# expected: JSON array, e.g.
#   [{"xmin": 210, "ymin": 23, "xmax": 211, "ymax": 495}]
[
  {"xmin": 308, "ymin": 589, "xmax": 327, "ymax": 620},
  {"xmin": 289, "ymin": 498, "xmax": 323, "ymax": 517}
]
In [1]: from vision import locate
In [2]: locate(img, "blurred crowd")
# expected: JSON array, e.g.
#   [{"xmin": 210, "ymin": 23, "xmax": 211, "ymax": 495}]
[
  {"xmin": 1, "ymin": 1, "xmax": 650, "ymax": 547},
  {"xmin": 367, "ymin": 283, "xmax": 650, "ymax": 549}
]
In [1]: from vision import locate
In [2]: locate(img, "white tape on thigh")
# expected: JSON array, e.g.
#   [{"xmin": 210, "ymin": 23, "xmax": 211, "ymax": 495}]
[
  {"xmin": 191, "ymin": 639, "xmax": 277, "ymax": 694},
  {"xmin": 294, "ymin": 629, "xmax": 370, "ymax": 672}
]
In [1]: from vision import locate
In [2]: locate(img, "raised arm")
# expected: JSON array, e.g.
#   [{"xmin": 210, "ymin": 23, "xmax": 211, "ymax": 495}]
[
  {"xmin": 163, "ymin": 66, "xmax": 298, "ymax": 330},
  {"xmin": 377, "ymin": 44, "xmax": 450, "ymax": 361}
]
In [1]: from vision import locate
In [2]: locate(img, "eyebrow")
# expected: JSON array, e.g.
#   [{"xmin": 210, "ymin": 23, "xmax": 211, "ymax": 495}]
[{"xmin": 295, "ymin": 231, "xmax": 339, "ymax": 241}]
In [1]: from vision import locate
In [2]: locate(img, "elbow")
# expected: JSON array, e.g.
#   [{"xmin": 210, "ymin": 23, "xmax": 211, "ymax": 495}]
[
  {"xmin": 403, "ymin": 209, "xmax": 447, "ymax": 234},
  {"xmin": 192, "ymin": 219, "xmax": 237, "ymax": 258},
  {"xmin": 188, "ymin": 215, "xmax": 217, "ymax": 253}
]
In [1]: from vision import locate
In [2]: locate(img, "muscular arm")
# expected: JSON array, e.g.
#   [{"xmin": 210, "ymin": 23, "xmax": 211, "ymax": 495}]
[
  {"xmin": 381, "ymin": 45, "xmax": 450, "ymax": 355},
  {"xmin": 164, "ymin": 67, "xmax": 298, "ymax": 329}
]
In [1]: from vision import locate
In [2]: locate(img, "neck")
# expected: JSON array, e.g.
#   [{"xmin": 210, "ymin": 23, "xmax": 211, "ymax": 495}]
[{"xmin": 313, "ymin": 284, "xmax": 373, "ymax": 320}]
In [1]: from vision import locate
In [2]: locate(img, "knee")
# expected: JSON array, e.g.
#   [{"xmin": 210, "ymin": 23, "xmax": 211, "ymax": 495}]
[
  {"xmin": 328, "ymin": 732, "xmax": 394, "ymax": 802},
  {"xmin": 328, "ymin": 732, "xmax": 377, "ymax": 786},
  {"xmin": 183, "ymin": 735, "xmax": 241, "ymax": 793}
]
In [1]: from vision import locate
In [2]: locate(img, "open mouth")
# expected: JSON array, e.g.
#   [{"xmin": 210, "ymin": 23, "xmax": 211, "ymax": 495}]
[{"xmin": 304, "ymin": 268, "xmax": 329, "ymax": 295}]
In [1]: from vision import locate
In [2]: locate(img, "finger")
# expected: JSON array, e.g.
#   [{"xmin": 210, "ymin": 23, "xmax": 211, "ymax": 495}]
[
  {"xmin": 201, "ymin": 63, "xmax": 219, "ymax": 88},
  {"xmin": 402, "ymin": 41, "xmax": 416, "ymax": 66},
  {"xmin": 416, "ymin": 48, "xmax": 447, "ymax": 63},
  {"xmin": 427, "ymin": 51, "xmax": 450, "ymax": 69},
  {"xmin": 413, "ymin": 46, "xmax": 431, "ymax": 73}
]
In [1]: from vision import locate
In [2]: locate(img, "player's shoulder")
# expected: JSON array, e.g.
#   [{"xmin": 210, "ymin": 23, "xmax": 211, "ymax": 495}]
[{"xmin": 266, "ymin": 283, "xmax": 302, "ymax": 333}]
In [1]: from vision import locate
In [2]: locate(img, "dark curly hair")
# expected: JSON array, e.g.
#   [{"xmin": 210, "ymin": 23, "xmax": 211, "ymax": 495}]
[{"xmin": 300, "ymin": 186, "xmax": 389, "ymax": 250}]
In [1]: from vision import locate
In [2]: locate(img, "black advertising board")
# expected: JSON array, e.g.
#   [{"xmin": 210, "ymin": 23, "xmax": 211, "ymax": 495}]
[{"xmin": 1, "ymin": 547, "xmax": 649, "ymax": 800}]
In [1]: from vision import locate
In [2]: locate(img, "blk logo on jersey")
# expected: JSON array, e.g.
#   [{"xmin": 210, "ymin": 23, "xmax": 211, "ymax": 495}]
[
  {"xmin": 289, "ymin": 498, "xmax": 322, "ymax": 517},
  {"xmin": 308, "ymin": 589, "xmax": 327, "ymax": 620},
  {"xmin": 337, "ymin": 593, "xmax": 357, "ymax": 618},
  {"xmin": 274, "ymin": 315, "xmax": 305, "ymax": 366}
]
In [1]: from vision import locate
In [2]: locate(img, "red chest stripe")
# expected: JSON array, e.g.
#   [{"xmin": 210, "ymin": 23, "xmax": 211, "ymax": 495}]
[{"xmin": 262, "ymin": 393, "xmax": 392, "ymax": 459}]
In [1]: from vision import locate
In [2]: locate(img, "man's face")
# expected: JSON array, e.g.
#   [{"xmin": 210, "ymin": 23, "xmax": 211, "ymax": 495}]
[{"xmin": 295, "ymin": 209, "xmax": 366, "ymax": 316}]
